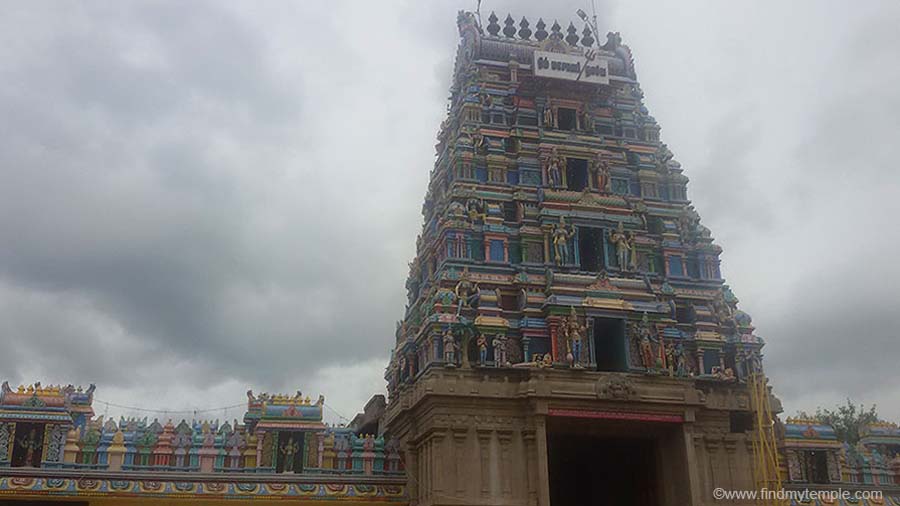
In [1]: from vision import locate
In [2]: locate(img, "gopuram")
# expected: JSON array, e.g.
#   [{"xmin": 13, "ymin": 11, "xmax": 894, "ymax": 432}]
[
  {"xmin": 1, "ymin": 10, "xmax": 898, "ymax": 506},
  {"xmin": 381, "ymin": 10, "xmax": 897, "ymax": 506}
]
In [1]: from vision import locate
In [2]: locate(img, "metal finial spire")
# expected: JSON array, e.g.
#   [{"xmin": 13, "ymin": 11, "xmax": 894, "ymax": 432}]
[
  {"xmin": 581, "ymin": 26, "xmax": 595, "ymax": 47},
  {"xmin": 565, "ymin": 22, "xmax": 579, "ymax": 46},
  {"xmin": 486, "ymin": 11, "xmax": 500, "ymax": 36},
  {"xmin": 518, "ymin": 17, "xmax": 532, "ymax": 40},
  {"xmin": 535, "ymin": 18, "xmax": 548, "ymax": 41},
  {"xmin": 502, "ymin": 14, "xmax": 516, "ymax": 38},
  {"xmin": 550, "ymin": 20, "xmax": 563, "ymax": 41}
]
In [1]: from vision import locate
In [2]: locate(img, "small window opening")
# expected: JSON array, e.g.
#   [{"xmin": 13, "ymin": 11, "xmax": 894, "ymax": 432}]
[
  {"xmin": 557, "ymin": 108, "xmax": 577, "ymax": 131},
  {"xmin": 730, "ymin": 412, "xmax": 753, "ymax": 433},
  {"xmin": 578, "ymin": 227, "xmax": 604, "ymax": 273},
  {"xmin": 566, "ymin": 158, "xmax": 588, "ymax": 191},
  {"xmin": 502, "ymin": 201, "xmax": 518, "ymax": 222}
]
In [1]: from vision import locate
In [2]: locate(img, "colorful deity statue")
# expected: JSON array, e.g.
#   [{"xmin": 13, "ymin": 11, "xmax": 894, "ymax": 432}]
[
  {"xmin": 712, "ymin": 292, "xmax": 737, "ymax": 334},
  {"xmin": 542, "ymin": 103, "xmax": 554, "ymax": 129},
  {"xmin": 280, "ymin": 435, "xmax": 300, "ymax": 473},
  {"xmin": 580, "ymin": 109, "xmax": 593, "ymax": 131},
  {"xmin": 633, "ymin": 200, "xmax": 649, "ymax": 229},
  {"xmin": 16, "ymin": 427, "xmax": 42, "ymax": 467},
  {"xmin": 565, "ymin": 307, "xmax": 586, "ymax": 368},
  {"xmin": 735, "ymin": 348, "xmax": 751, "ymax": 380},
  {"xmin": 466, "ymin": 198, "xmax": 486, "ymax": 223},
  {"xmin": 472, "ymin": 133, "xmax": 487, "ymax": 154},
  {"xmin": 744, "ymin": 349, "xmax": 762, "ymax": 376},
  {"xmin": 551, "ymin": 216, "xmax": 576, "ymax": 265},
  {"xmin": 665, "ymin": 342, "xmax": 676, "ymax": 377},
  {"xmin": 672, "ymin": 343, "xmax": 686, "ymax": 377},
  {"xmin": 546, "ymin": 147, "xmax": 564, "ymax": 188},
  {"xmin": 442, "ymin": 328, "xmax": 457, "ymax": 366},
  {"xmin": 447, "ymin": 201, "xmax": 466, "ymax": 219},
  {"xmin": 477, "ymin": 334, "xmax": 489, "ymax": 366},
  {"xmin": 609, "ymin": 222, "xmax": 636, "ymax": 271},
  {"xmin": 636, "ymin": 313, "xmax": 655, "ymax": 370},
  {"xmin": 454, "ymin": 268, "xmax": 478, "ymax": 316},
  {"xmin": 590, "ymin": 152, "xmax": 611, "ymax": 192},
  {"xmin": 678, "ymin": 206, "xmax": 701, "ymax": 243},
  {"xmin": 398, "ymin": 355, "xmax": 408, "ymax": 382},
  {"xmin": 711, "ymin": 366, "xmax": 736, "ymax": 381},
  {"xmin": 492, "ymin": 334, "xmax": 508, "ymax": 367}
]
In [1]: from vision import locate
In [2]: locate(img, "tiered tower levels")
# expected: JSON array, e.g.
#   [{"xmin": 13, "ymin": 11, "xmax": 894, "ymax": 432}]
[
  {"xmin": 388, "ymin": 11, "xmax": 761, "ymax": 396},
  {"xmin": 383, "ymin": 11, "xmax": 772, "ymax": 506}
]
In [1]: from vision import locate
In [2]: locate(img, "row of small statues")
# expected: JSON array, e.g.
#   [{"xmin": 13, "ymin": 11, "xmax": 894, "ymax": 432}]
[
  {"xmin": 446, "ymin": 197, "xmax": 488, "ymax": 224},
  {"xmin": 542, "ymin": 106, "xmax": 593, "ymax": 132},
  {"xmin": 1, "ymin": 381, "xmax": 94, "ymax": 396},
  {"xmin": 246, "ymin": 390, "xmax": 325, "ymax": 407},
  {"xmin": 544, "ymin": 148, "xmax": 612, "ymax": 191},
  {"xmin": 441, "ymin": 329, "xmax": 510, "ymax": 367},
  {"xmin": 551, "ymin": 216, "xmax": 637, "ymax": 270}
]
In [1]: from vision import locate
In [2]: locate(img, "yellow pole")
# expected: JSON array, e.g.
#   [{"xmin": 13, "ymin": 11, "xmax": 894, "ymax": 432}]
[{"xmin": 749, "ymin": 372, "xmax": 785, "ymax": 506}]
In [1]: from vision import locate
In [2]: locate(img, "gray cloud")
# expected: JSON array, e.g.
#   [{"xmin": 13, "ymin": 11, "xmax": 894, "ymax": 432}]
[{"xmin": 0, "ymin": 0, "xmax": 898, "ymax": 423}]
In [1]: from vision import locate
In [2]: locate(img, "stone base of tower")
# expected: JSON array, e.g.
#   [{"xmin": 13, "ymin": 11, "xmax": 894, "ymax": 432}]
[{"xmin": 384, "ymin": 367, "xmax": 761, "ymax": 506}]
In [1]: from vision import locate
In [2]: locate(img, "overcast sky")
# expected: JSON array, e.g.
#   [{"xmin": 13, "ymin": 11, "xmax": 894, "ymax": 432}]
[{"xmin": 1, "ymin": 0, "xmax": 898, "ymax": 426}]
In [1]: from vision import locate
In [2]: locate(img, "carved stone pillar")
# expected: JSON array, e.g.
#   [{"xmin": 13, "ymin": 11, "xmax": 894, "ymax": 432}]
[
  {"xmin": 432, "ymin": 431, "xmax": 445, "ymax": 494},
  {"xmin": 63, "ymin": 428, "xmax": 79, "ymax": 465},
  {"xmin": 0, "ymin": 423, "xmax": 11, "ymax": 466},
  {"xmin": 542, "ymin": 232, "xmax": 550, "ymax": 267},
  {"xmin": 548, "ymin": 318, "xmax": 560, "ymax": 362},
  {"xmin": 452, "ymin": 428, "xmax": 468, "ymax": 497},
  {"xmin": 680, "ymin": 422, "xmax": 701, "ymax": 506},
  {"xmin": 497, "ymin": 429, "xmax": 513, "ymax": 497},
  {"xmin": 316, "ymin": 432, "xmax": 324, "ymax": 468},
  {"xmin": 107, "ymin": 431, "xmax": 126, "ymax": 471},
  {"xmin": 406, "ymin": 439, "xmax": 419, "ymax": 506},
  {"xmin": 476, "ymin": 429, "xmax": 492, "ymax": 497},
  {"xmin": 256, "ymin": 430, "xmax": 264, "ymax": 468},
  {"xmin": 829, "ymin": 450, "xmax": 842, "ymax": 483},
  {"xmin": 522, "ymin": 429, "xmax": 538, "ymax": 506},
  {"xmin": 534, "ymin": 415, "xmax": 551, "ymax": 506},
  {"xmin": 508, "ymin": 59, "xmax": 519, "ymax": 82}
]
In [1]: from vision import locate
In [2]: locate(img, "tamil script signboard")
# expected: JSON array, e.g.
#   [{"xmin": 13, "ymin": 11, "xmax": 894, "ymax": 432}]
[{"xmin": 533, "ymin": 50, "xmax": 609, "ymax": 85}]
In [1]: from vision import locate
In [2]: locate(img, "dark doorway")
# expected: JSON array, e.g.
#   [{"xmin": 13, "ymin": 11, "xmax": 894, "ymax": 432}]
[
  {"xmin": 593, "ymin": 317, "xmax": 627, "ymax": 371},
  {"xmin": 548, "ymin": 432, "xmax": 658, "ymax": 506},
  {"xmin": 566, "ymin": 158, "xmax": 588, "ymax": 191},
  {"xmin": 806, "ymin": 451, "xmax": 830, "ymax": 484},
  {"xmin": 275, "ymin": 431, "xmax": 305, "ymax": 473},
  {"xmin": 11, "ymin": 423, "xmax": 45, "ymax": 468},
  {"xmin": 557, "ymin": 107, "xmax": 577, "ymax": 130},
  {"xmin": 577, "ymin": 227, "xmax": 604, "ymax": 272}
]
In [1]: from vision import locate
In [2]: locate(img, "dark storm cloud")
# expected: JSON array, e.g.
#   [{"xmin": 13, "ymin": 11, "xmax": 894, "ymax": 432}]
[
  {"xmin": 0, "ymin": 0, "xmax": 441, "ymax": 407},
  {"xmin": 630, "ymin": 1, "xmax": 900, "ymax": 418},
  {"xmin": 763, "ymin": 3, "xmax": 900, "ymax": 415},
  {"xmin": 0, "ymin": 0, "xmax": 897, "ymax": 421}
]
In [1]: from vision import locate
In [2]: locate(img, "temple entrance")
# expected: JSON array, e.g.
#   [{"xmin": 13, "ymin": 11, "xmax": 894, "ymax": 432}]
[
  {"xmin": 548, "ymin": 433, "xmax": 657, "ymax": 505},
  {"xmin": 11, "ymin": 422, "xmax": 45, "ymax": 468},
  {"xmin": 593, "ymin": 317, "xmax": 627, "ymax": 371},
  {"xmin": 547, "ymin": 416, "xmax": 692, "ymax": 506}
]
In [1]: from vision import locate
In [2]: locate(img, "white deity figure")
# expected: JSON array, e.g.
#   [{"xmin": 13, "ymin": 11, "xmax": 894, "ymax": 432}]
[{"xmin": 492, "ymin": 334, "xmax": 508, "ymax": 367}]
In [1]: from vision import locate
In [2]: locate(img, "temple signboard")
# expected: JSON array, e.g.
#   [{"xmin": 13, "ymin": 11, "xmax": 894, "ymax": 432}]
[{"xmin": 533, "ymin": 50, "xmax": 609, "ymax": 84}]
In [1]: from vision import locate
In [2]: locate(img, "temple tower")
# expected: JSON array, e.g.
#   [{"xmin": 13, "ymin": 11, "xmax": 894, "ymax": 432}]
[{"xmin": 384, "ymin": 11, "xmax": 775, "ymax": 506}]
